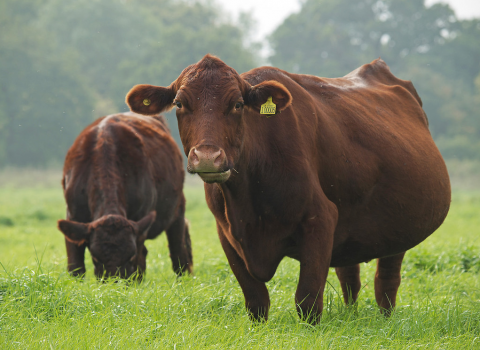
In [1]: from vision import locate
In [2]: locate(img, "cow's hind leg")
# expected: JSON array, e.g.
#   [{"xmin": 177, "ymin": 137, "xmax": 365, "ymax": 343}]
[
  {"xmin": 374, "ymin": 252, "xmax": 405, "ymax": 315},
  {"xmin": 335, "ymin": 264, "xmax": 361, "ymax": 305},
  {"xmin": 217, "ymin": 223, "xmax": 270, "ymax": 322},
  {"xmin": 65, "ymin": 238, "xmax": 86, "ymax": 276},
  {"xmin": 166, "ymin": 214, "xmax": 193, "ymax": 275}
]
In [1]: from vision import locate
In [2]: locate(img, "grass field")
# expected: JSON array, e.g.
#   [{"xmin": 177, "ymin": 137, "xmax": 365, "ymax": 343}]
[{"xmin": 0, "ymin": 177, "xmax": 479, "ymax": 349}]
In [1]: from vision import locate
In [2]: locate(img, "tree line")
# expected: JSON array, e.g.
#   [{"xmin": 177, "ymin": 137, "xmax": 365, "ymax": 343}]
[
  {"xmin": 1, "ymin": 0, "xmax": 478, "ymax": 167},
  {"xmin": 270, "ymin": 0, "xmax": 480, "ymax": 161}
]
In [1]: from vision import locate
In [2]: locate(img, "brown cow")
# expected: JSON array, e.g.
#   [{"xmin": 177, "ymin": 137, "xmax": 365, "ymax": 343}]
[
  {"xmin": 58, "ymin": 112, "xmax": 192, "ymax": 279},
  {"xmin": 126, "ymin": 55, "xmax": 450, "ymax": 323}
]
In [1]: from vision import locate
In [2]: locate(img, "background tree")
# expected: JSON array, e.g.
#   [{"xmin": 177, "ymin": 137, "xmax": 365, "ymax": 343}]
[
  {"xmin": 0, "ymin": 0, "xmax": 259, "ymax": 167},
  {"xmin": 109, "ymin": 0, "xmax": 259, "ymax": 109},
  {"xmin": 0, "ymin": 0, "xmax": 94, "ymax": 167},
  {"xmin": 270, "ymin": 0, "xmax": 480, "ymax": 160}
]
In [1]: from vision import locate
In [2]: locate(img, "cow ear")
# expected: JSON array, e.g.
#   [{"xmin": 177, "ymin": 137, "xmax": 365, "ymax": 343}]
[
  {"xmin": 247, "ymin": 80, "xmax": 292, "ymax": 113},
  {"xmin": 58, "ymin": 220, "xmax": 90, "ymax": 246},
  {"xmin": 134, "ymin": 211, "xmax": 156, "ymax": 241},
  {"xmin": 126, "ymin": 84, "xmax": 176, "ymax": 115}
]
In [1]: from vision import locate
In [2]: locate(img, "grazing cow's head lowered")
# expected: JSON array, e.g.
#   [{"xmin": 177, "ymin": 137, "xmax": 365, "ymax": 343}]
[
  {"xmin": 126, "ymin": 55, "xmax": 292, "ymax": 183},
  {"xmin": 58, "ymin": 212, "xmax": 156, "ymax": 279}
]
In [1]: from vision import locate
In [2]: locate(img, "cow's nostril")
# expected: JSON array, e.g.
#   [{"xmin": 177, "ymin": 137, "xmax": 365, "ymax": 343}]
[
  {"xmin": 190, "ymin": 148, "xmax": 200, "ymax": 165},
  {"xmin": 213, "ymin": 150, "xmax": 225, "ymax": 167}
]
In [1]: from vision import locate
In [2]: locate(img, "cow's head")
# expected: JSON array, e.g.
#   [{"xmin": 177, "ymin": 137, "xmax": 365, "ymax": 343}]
[
  {"xmin": 126, "ymin": 55, "xmax": 292, "ymax": 183},
  {"xmin": 58, "ymin": 212, "xmax": 156, "ymax": 279}
]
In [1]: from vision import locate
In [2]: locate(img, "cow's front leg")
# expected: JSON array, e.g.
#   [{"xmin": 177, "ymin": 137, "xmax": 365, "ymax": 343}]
[
  {"xmin": 295, "ymin": 200, "xmax": 337, "ymax": 324},
  {"xmin": 335, "ymin": 264, "xmax": 361, "ymax": 305},
  {"xmin": 65, "ymin": 238, "xmax": 86, "ymax": 276},
  {"xmin": 217, "ymin": 223, "xmax": 270, "ymax": 322},
  {"xmin": 166, "ymin": 214, "xmax": 193, "ymax": 275},
  {"xmin": 375, "ymin": 252, "xmax": 405, "ymax": 315}
]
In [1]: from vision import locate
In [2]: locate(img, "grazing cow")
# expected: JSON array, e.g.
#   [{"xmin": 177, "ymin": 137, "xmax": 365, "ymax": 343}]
[
  {"xmin": 126, "ymin": 55, "xmax": 450, "ymax": 323},
  {"xmin": 58, "ymin": 112, "xmax": 192, "ymax": 279}
]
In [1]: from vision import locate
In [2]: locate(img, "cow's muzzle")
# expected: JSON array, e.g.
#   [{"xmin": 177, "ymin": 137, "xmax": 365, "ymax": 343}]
[{"xmin": 187, "ymin": 145, "xmax": 231, "ymax": 183}]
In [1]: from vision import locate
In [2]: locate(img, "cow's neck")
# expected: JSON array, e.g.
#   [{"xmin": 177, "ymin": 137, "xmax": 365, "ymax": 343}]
[
  {"xmin": 91, "ymin": 189, "xmax": 126, "ymax": 220},
  {"xmin": 215, "ymin": 136, "xmax": 302, "ymax": 280},
  {"xmin": 89, "ymin": 144, "xmax": 127, "ymax": 220},
  {"xmin": 218, "ymin": 113, "xmax": 308, "ymax": 224}
]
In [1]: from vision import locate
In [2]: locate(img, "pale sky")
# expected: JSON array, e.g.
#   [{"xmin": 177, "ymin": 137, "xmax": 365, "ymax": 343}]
[{"xmin": 216, "ymin": 0, "xmax": 480, "ymax": 43}]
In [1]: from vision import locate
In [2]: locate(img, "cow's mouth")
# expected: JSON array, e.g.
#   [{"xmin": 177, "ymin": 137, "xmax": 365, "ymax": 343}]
[{"xmin": 197, "ymin": 170, "xmax": 231, "ymax": 183}]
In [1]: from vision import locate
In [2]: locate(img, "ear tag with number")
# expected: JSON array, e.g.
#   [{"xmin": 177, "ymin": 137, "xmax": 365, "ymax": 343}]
[
  {"xmin": 260, "ymin": 96, "xmax": 276, "ymax": 117},
  {"xmin": 143, "ymin": 98, "xmax": 151, "ymax": 106}
]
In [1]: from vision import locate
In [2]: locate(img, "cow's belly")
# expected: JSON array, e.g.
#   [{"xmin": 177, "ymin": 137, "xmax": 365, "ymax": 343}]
[{"xmin": 330, "ymin": 174, "xmax": 450, "ymax": 266}]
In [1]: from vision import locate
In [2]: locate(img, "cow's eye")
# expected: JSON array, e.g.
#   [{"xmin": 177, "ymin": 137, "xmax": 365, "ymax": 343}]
[
  {"xmin": 174, "ymin": 101, "xmax": 182, "ymax": 109},
  {"xmin": 235, "ymin": 102, "xmax": 243, "ymax": 109}
]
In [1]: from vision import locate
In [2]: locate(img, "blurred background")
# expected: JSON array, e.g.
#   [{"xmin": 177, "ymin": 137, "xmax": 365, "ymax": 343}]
[{"xmin": 1, "ymin": 0, "xmax": 479, "ymax": 188}]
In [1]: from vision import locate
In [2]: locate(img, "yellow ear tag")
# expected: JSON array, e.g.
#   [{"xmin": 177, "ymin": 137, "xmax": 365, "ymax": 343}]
[
  {"xmin": 260, "ymin": 96, "xmax": 276, "ymax": 117},
  {"xmin": 143, "ymin": 98, "xmax": 151, "ymax": 106}
]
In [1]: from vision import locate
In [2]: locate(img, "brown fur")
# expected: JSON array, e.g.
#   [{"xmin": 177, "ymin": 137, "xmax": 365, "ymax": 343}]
[
  {"xmin": 126, "ymin": 55, "xmax": 451, "ymax": 322},
  {"xmin": 58, "ymin": 112, "xmax": 192, "ymax": 279}
]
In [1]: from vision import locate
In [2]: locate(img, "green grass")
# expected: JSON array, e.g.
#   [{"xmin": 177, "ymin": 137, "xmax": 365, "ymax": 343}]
[{"xmin": 0, "ymin": 183, "xmax": 479, "ymax": 349}]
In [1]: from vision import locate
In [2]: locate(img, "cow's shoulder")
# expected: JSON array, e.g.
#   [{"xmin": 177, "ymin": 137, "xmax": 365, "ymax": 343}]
[
  {"xmin": 63, "ymin": 117, "xmax": 102, "ymax": 171},
  {"xmin": 111, "ymin": 113, "xmax": 183, "ymax": 169}
]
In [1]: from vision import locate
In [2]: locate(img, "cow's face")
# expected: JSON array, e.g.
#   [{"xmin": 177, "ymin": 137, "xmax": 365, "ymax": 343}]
[
  {"xmin": 126, "ymin": 55, "xmax": 292, "ymax": 184},
  {"xmin": 58, "ymin": 212, "xmax": 156, "ymax": 279}
]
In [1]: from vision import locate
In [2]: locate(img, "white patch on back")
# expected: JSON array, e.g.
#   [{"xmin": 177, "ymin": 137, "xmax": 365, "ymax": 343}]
[
  {"xmin": 98, "ymin": 112, "xmax": 155, "ymax": 131},
  {"xmin": 323, "ymin": 74, "xmax": 369, "ymax": 91},
  {"xmin": 121, "ymin": 111, "xmax": 154, "ymax": 124}
]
